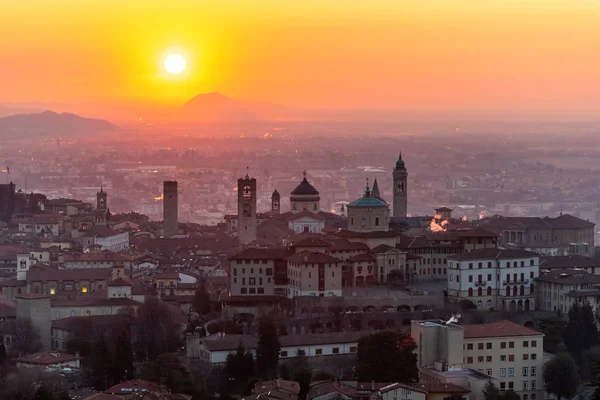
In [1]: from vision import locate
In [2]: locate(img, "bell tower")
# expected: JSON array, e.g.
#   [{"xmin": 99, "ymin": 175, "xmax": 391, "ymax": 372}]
[
  {"xmin": 97, "ymin": 186, "xmax": 108, "ymax": 211},
  {"xmin": 393, "ymin": 152, "xmax": 408, "ymax": 217},
  {"xmin": 271, "ymin": 189, "xmax": 280, "ymax": 215},
  {"xmin": 237, "ymin": 168, "xmax": 257, "ymax": 244}
]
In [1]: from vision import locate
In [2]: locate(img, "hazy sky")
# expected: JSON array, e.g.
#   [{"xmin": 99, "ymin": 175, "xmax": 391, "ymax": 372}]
[{"xmin": 1, "ymin": 0, "xmax": 599, "ymax": 115}]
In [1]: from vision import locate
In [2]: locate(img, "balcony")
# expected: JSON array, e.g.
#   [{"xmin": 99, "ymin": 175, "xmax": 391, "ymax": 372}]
[{"xmin": 474, "ymin": 281, "xmax": 488, "ymax": 287}]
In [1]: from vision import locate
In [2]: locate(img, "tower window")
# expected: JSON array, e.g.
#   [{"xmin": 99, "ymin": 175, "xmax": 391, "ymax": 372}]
[
  {"xmin": 375, "ymin": 217, "xmax": 380, "ymax": 226},
  {"xmin": 397, "ymin": 182, "xmax": 404, "ymax": 192},
  {"xmin": 303, "ymin": 204, "xmax": 308, "ymax": 211},
  {"xmin": 243, "ymin": 186, "xmax": 252, "ymax": 198}
]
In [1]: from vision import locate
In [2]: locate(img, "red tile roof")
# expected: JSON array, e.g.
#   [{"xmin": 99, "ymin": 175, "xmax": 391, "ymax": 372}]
[
  {"xmin": 416, "ymin": 383, "xmax": 470, "ymax": 394},
  {"xmin": 347, "ymin": 253, "xmax": 375, "ymax": 262},
  {"xmin": 458, "ymin": 228, "xmax": 499, "ymax": 238},
  {"xmin": 27, "ymin": 267, "xmax": 111, "ymax": 283},
  {"xmin": 105, "ymin": 380, "xmax": 162, "ymax": 395},
  {"xmin": 155, "ymin": 271, "xmax": 179, "ymax": 280},
  {"xmin": 108, "ymin": 278, "xmax": 133, "ymax": 287},
  {"xmin": 85, "ymin": 394, "xmax": 122, "ymax": 400},
  {"xmin": 291, "ymin": 237, "xmax": 332, "ymax": 248},
  {"xmin": 16, "ymin": 351, "xmax": 79, "ymax": 365},
  {"xmin": 286, "ymin": 251, "xmax": 342, "ymax": 264},
  {"xmin": 462, "ymin": 320, "xmax": 541, "ymax": 339}
]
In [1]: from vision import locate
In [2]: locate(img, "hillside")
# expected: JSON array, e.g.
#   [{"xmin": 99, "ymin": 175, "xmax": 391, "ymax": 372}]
[{"xmin": 0, "ymin": 110, "xmax": 118, "ymax": 137}]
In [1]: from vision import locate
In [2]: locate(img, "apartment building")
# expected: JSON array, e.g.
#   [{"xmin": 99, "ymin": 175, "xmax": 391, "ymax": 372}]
[
  {"xmin": 411, "ymin": 320, "xmax": 544, "ymax": 400},
  {"xmin": 536, "ymin": 268, "xmax": 600, "ymax": 314},
  {"xmin": 447, "ymin": 249, "xmax": 539, "ymax": 311}
]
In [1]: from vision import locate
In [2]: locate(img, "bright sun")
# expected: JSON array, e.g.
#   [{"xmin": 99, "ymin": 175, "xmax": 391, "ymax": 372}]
[{"xmin": 164, "ymin": 53, "xmax": 186, "ymax": 74}]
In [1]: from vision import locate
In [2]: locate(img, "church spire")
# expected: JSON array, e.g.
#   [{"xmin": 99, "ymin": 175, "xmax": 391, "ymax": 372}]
[
  {"xmin": 372, "ymin": 177, "xmax": 381, "ymax": 199},
  {"xmin": 364, "ymin": 178, "xmax": 371, "ymax": 197}
]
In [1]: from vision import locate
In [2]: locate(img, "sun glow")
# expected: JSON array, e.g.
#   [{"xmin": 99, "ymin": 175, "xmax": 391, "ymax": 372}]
[{"xmin": 164, "ymin": 54, "xmax": 186, "ymax": 74}]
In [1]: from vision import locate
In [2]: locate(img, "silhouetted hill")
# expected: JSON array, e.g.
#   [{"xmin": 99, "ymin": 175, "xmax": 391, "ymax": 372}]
[
  {"xmin": 0, "ymin": 111, "xmax": 117, "ymax": 137},
  {"xmin": 181, "ymin": 92, "xmax": 290, "ymax": 121}
]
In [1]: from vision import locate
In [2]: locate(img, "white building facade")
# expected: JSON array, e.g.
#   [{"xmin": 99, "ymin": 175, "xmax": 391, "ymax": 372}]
[{"xmin": 447, "ymin": 249, "xmax": 539, "ymax": 311}]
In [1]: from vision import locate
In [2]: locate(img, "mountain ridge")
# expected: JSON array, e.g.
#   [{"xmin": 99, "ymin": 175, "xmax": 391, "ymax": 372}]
[{"xmin": 0, "ymin": 110, "xmax": 118, "ymax": 137}]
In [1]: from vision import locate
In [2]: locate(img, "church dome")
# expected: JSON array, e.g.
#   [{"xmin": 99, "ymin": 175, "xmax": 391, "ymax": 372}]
[
  {"xmin": 347, "ymin": 180, "xmax": 388, "ymax": 208},
  {"xmin": 291, "ymin": 178, "xmax": 319, "ymax": 196},
  {"xmin": 272, "ymin": 189, "xmax": 280, "ymax": 199}
]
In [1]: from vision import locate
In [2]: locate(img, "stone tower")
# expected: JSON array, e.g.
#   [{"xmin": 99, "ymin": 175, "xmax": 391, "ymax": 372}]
[
  {"xmin": 271, "ymin": 189, "xmax": 281, "ymax": 215},
  {"xmin": 96, "ymin": 186, "xmax": 108, "ymax": 211},
  {"xmin": 393, "ymin": 153, "xmax": 408, "ymax": 217},
  {"xmin": 163, "ymin": 181, "xmax": 178, "ymax": 237},
  {"xmin": 238, "ymin": 169, "xmax": 257, "ymax": 244},
  {"xmin": 16, "ymin": 294, "xmax": 52, "ymax": 350}
]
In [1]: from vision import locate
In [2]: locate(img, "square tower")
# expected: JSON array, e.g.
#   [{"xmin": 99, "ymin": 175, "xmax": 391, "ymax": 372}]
[
  {"xmin": 238, "ymin": 172, "xmax": 257, "ymax": 244},
  {"xmin": 163, "ymin": 181, "xmax": 178, "ymax": 237}
]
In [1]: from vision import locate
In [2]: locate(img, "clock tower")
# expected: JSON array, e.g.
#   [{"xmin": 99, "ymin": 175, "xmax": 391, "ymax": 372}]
[
  {"xmin": 97, "ymin": 186, "xmax": 108, "ymax": 211},
  {"xmin": 393, "ymin": 152, "xmax": 408, "ymax": 217},
  {"xmin": 237, "ymin": 169, "xmax": 257, "ymax": 244}
]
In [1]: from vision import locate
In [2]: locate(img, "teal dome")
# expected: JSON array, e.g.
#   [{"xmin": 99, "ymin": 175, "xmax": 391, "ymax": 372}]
[{"xmin": 347, "ymin": 196, "xmax": 388, "ymax": 208}]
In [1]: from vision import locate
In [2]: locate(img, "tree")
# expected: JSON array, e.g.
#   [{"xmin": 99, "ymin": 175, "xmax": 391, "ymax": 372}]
[
  {"xmin": 224, "ymin": 343, "xmax": 255, "ymax": 394},
  {"xmin": 0, "ymin": 340, "xmax": 8, "ymax": 378},
  {"xmin": 136, "ymin": 298, "xmax": 183, "ymax": 359},
  {"xmin": 543, "ymin": 352, "xmax": 580, "ymax": 400},
  {"xmin": 501, "ymin": 390, "xmax": 521, "ymax": 400},
  {"xmin": 192, "ymin": 279, "xmax": 212, "ymax": 316},
  {"xmin": 587, "ymin": 359, "xmax": 600, "ymax": 400},
  {"xmin": 112, "ymin": 330, "xmax": 134, "ymax": 383},
  {"xmin": 328, "ymin": 299, "xmax": 346, "ymax": 332},
  {"xmin": 294, "ymin": 366, "xmax": 312, "ymax": 400},
  {"xmin": 538, "ymin": 316, "xmax": 566, "ymax": 354},
  {"xmin": 564, "ymin": 301, "xmax": 599, "ymax": 359},
  {"xmin": 483, "ymin": 380, "xmax": 501, "ymax": 400},
  {"xmin": 140, "ymin": 353, "xmax": 195, "ymax": 395},
  {"xmin": 357, "ymin": 330, "xmax": 418, "ymax": 384},
  {"xmin": 90, "ymin": 335, "xmax": 113, "ymax": 390},
  {"xmin": 256, "ymin": 316, "xmax": 281, "ymax": 379},
  {"xmin": 12, "ymin": 318, "xmax": 43, "ymax": 356}
]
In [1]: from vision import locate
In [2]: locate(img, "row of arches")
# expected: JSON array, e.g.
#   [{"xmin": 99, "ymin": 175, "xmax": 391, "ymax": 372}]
[
  {"xmin": 467, "ymin": 284, "xmax": 535, "ymax": 297},
  {"xmin": 298, "ymin": 304, "xmax": 433, "ymax": 314}
]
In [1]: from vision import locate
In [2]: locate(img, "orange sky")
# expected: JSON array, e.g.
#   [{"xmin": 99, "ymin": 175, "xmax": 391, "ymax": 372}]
[{"xmin": 1, "ymin": 0, "xmax": 599, "ymax": 117}]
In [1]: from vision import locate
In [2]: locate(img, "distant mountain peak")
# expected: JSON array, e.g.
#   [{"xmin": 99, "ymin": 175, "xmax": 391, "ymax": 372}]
[{"xmin": 181, "ymin": 92, "xmax": 289, "ymax": 122}]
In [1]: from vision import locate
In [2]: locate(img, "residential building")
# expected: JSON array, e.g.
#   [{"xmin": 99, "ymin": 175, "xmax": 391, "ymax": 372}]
[
  {"xmin": 78, "ymin": 226, "xmax": 130, "ymax": 252},
  {"xmin": 536, "ymin": 268, "xmax": 600, "ymax": 314},
  {"xmin": 411, "ymin": 319, "xmax": 544, "ymax": 400},
  {"xmin": 287, "ymin": 251, "xmax": 343, "ymax": 297},
  {"xmin": 187, "ymin": 331, "xmax": 366, "ymax": 364},
  {"xmin": 447, "ymin": 249, "xmax": 539, "ymax": 311}
]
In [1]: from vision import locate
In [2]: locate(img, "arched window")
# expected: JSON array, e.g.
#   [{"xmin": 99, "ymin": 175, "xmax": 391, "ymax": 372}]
[
  {"xmin": 468, "ymin": 288, "xmax": 473, "ymax": 297},
  {"xmin": 477, "ymin": 287, "xmax": 483, "ymax": 297},
  {"xmin": 506, "ymin": 286, "xmax": 510, "ymax": 297},
  {"xmin": 530, "ymin": 284, "xmax": 535, "ymax": 294},
  {"xmin": 249, "ymin": 287, "xmax": 256, "ymax": 294},
  {"xmin": 531, "ymin": 395, "xmax": 536, "ymax": 400},
  {"xmin": 520, "ymin": 285, "xmax": 525, "ymax": 296},
  {"xmin": 487, "ymin": 286, "xmax": 492, "ymax": 296},
  {"xmin": 513, "ymin": 286, "xmax": 518, "ymax": 296},
  {"xmin": 375, "ymin": 217, "xmax": 380, "ymax": 226},
  {"xmin": 523, "ymin": 395, "xmax": 528, "ymax": 400}
]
